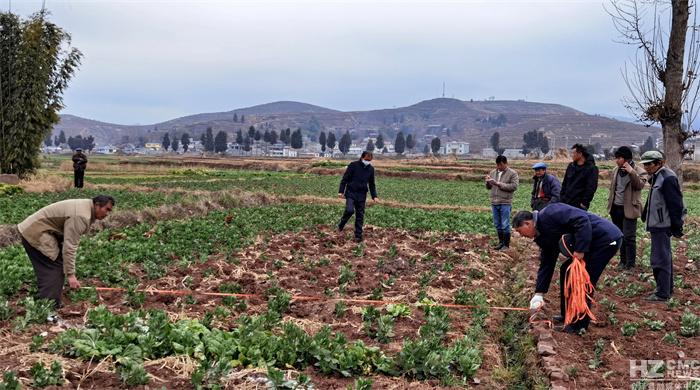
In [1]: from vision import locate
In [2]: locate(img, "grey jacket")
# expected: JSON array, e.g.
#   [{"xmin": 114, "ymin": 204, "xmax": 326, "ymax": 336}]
[
  {"xmin": 486, "ymin": 167, "xmax": 519, "ymax": 205},
  {"xmin": 642, "ymin": 166, "xmax": 685, "ymax": 232}
]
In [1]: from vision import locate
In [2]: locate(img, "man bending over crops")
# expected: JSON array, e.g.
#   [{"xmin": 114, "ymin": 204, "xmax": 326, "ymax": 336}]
[
  {"xmin": 512, "ymin": 203, "xmax": 622, "ymax": 334},
  {"xmin": 338, "ymin": 151, "xmax": 378, "ymax": 242},
  {"xmin": 18, "ymin": 195, "xmax": 115, "ymax": 310}
]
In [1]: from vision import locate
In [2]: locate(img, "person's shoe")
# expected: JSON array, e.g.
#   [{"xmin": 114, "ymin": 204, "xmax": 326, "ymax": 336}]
[
  {"xmin": 354, "ymin": 236, "xmax": 363, "ymax": 243},
  {"xmin": 337, "ymin": 224, "xmax": 344, "ymax": 233},
  {"xmin": 552, "ymin": 315, "xmax": 564, "ymax": 325},
  {"xmin": 46, "ymin": 314, "xmax": 60, "ymax": 323},
  {"xmin": 556, "ymin": 324, "xmax": 586, "ymax": 335},
  {"xmin": 644, "ymin": 294, "xmax": 668, "ymax": 302},
  {"xmin": 616, "ymin": 262, "xmax": 626, "ymax": 270}
]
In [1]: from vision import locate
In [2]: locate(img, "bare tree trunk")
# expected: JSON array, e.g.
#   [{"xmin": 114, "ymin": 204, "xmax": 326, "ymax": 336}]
[{"xmin": 663, "ymin": 0, "xmax": 690, "ymax": 183}]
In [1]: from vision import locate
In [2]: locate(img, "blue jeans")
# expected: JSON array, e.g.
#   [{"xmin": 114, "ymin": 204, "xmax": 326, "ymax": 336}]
[{"xmin": 491, "ymin": 204, "xmax": 511, "ymax": 234}]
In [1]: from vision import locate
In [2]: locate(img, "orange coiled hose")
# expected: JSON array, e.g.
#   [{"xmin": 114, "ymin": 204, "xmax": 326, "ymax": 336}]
[{"xmin": 560, "ymin": 235, "xmax": 597, "ymax": 325}]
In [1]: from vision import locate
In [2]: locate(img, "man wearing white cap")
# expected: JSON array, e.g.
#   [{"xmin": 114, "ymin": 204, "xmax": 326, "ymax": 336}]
[{"xmin": 530, "ymin": 162, "xmax": 561, "ymax": 211}]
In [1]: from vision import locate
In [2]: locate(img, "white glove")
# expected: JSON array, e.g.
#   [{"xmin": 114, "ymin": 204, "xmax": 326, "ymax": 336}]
[{"xmin": 529, "ymin": 294, "xmax": 544, "ymax": 310}]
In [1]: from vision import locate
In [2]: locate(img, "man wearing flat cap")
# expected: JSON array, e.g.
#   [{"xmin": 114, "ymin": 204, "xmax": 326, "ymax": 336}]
[
  {"xmin": 640, "ymin": 150, "xmax": 685, "ymax": 302},
  {"xmin": 530, "ymin": 162, "xmax": 561, "ymax": 211}
]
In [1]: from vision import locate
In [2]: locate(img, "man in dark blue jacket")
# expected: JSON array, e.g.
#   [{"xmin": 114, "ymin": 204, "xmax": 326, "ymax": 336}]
[
  {"xmin": 338, "ymin": 151, "xmax": 379, "ymax": 242},
  {"xmin": 640, "ymin": 151, "xmax": 685, "ymax": 302},
  {"xmin": 530, "ymin": 162, "xmax": 561, "ymax": 211},
  {"xmin": 513, "ymin": 203, "xmax": 622, "ymax": 333}
]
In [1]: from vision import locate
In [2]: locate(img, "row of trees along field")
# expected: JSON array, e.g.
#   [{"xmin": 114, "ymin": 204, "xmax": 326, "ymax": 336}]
[{"xmin": 1, "ymin": 2, "xmax": 698, "ymax": 180}]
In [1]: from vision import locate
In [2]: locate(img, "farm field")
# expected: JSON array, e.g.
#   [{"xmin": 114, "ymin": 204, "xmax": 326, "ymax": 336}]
[{"xmin": 0, "ymin": 155, "xmax": 698, "ymax": 389}]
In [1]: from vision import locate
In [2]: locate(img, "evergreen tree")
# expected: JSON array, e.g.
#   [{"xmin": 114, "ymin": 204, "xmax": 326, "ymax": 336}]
[
  {"xmin": 263, "ymin": 130, "xmax": 270, "ymax": 143},
  {"xmin": 406, "ymin": 134, "xmax": 416, "ymax": 151},
  {"xmin": 240, "ymin": 114, "xmax": 245, "ymax": 123},
  {"xmin": 181, "ymin": 133, "xmax": 190, "ymax": 152},
  {"xmin": 236, "ymin": 130, "xmax": 243, "ymax": 144},
  {"xmin": 394, "ymin": 131, "xmax": 406, "ymax": 154},
  {"xmin": 200, "ymin": 133, "xmax": 206, "ymax": 147},
  {"xmin": 84, "ymin": 135, "xmax": 95, "ymax": 151},
  {"xmin": 375, "ymin": 134, "xmax": 385, "ymax": 149},
  {"xmin": 162, "ymin": 133, "xmax": 170, "ymax": 151},
  {"xmin": 285, "ymin": 128, "xmax": 291, "ymax": 144},
  {"xmin": 423, "ymin": 144, "xmax": 430, "ymax": 155},
  {"xmin": 171, "ymin": 137, "xmax": 179, "ymax": 152},
  {"xmin": 291, "ymin": 128, "xmax": 303, "ymax": 149},
  {"xmin": 490, "ymin": 132, "xmax": 505, "ymax": 155},
  {"xmin": 233, "ymin": 113, "xmax": 238, "ymax": 122},
  {"xmin": 58, "ymin": 130, "xmax": 67, "ymax": 145},
  {"xmin": 640, "ymin": 136, "xmax": 655, "ymax": 154},
  {"xmin": 43, "ymin": 134, "xmax": 52, "ymax": 147},
  {"xmin": 243, "ymin": 136, "xmax": 252, "ymax": 152},
  {"xmin": 319, "ymin": 131, "xmax": 327, "ymax": 152},
  {"xmin": 431, "ymin": 137, "xmax": 441, "ymax": 155},
  {"xmin": 254, "ymin": 130, "xmax": 262, "ymax": 141},
  {"xmin": 270, "ymin": 130, "xmax": 278, "ymax": 144},
  {"xmin": 382, "ymin": 146, "xmax": 388, "ymax": 154},
  {"xmin": 53, "ymin": 135, "xmax": 59, "ymax": 146},
  {"xmin": 366, "ymin": 139, "xmax": 375, "ymax": 151},
  {"xmin": 205, "ymin": 127, "xmax": 215, "ymax": 152},
  {"xmin": 339, "ymin": 131, "xmax": 352, "ymax": 155},
  {"xmin": 326, "ymin": 132, "xmax": 336, "ymax": 150},
  {"xmin": 248, "ymin": 126, "xmax": 256, "ymax": 139},
  {"xmin": 214, "ymin": 131, "xmax": 228, "ymax": 153}
]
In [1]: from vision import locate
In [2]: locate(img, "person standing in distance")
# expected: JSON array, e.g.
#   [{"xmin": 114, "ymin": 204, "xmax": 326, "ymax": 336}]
[{"xmin": 72, "ymin": 148, "xmax": 88, "ymax": 189}]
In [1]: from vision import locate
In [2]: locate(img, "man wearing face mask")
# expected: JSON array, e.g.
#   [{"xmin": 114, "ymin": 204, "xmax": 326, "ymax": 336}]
[
  {"xmin": 338, "ymin": 151, "xmax": 379, "ymax": 242},
  {"xmin": 607, "ymin": 146, "xmax": 648, "ymax": 270}
]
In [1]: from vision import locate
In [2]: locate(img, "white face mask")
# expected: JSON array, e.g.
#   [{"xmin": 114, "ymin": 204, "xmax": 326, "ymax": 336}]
[{"xmin": 362, "ymin": 159, "xmax": 371, "ymax": 166}]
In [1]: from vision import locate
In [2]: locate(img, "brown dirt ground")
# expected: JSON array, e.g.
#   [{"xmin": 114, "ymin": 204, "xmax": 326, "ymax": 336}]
[
  {"xmin": 0, "ymin": 225, "xmax": 525, "ymax": 389},
  {"xmin": 518, "ymin": 233, "xmax": 700, "ymax": 389}
]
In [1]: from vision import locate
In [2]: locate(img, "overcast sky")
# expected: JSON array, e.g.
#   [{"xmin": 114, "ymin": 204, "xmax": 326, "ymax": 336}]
[{"xmin": 8, "ymin": 0, "xmax": 640, "ymax": 125}]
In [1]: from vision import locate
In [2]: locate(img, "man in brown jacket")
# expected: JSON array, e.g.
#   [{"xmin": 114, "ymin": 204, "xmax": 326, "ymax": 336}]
[
  {"xmin": 607, "ymin": 146, "xmax": 648, "ymax": 269},
  {"xmin": 485, "ymin": 155, "xmax": 519, "ymax": 250},
  {"xmin": 18, "ymin": 195, "xmax": 115, "ymax": 308}
]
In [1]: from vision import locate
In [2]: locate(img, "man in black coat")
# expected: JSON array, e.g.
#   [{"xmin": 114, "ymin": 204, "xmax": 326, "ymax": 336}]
[
  {"xmin": 72, "ymin": 148, "xmax": 88, "ymax": 189},
  {"xmin": 338, "ymin": 151, "xmax": 379, "ymax": 242},
  {"xmin": 560, "ymin": 144, "xmax": 598, "ymax": 210},
  {"xmin": 513, "ymin": 203, "xmax": 622, "ymax": 333}
]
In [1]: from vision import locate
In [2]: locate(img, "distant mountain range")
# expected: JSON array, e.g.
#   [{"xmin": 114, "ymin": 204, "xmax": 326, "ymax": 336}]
[{"xmin": 55, "ymin": 98, "xmax": 660, "ymax": 152}]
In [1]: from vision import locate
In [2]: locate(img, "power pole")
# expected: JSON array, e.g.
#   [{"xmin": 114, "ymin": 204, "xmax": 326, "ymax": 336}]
[{"xmin": 442, "ymin": 82, "xmax": 445, "ymax": 98}]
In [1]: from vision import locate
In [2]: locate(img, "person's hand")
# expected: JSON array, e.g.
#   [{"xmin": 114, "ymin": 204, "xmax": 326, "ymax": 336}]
[
  {"xmin": 622, "ymin": 161, "xmax": 634, "ymax": 173},
  {"xmin": 372, "ymin": 197, "xmax": 379, "ymax": 203},
  {"xmin": 573, "ymin": 251, "xmax": 585, "ymax": 260},
  {"xmin": 529, "ymin": 294, "xmax": 544, "ymax": 311},
  {"xmin": 485, "ymin": 175, "xmax": 492, "ymax": 182},
  {"xmin": 580, "ymin": 203, "xmax": 588, "ymax": 210},
  {"xmin": 672, "ymin": 226, "xmax": 684, "ymax": 238},
  {"xmin": 338, "ymin": 193, "xmax": 344, "ymax": 199},
  {"xmin": 67, "ymin": 275, "xmax": 81, "ymax": 289}
]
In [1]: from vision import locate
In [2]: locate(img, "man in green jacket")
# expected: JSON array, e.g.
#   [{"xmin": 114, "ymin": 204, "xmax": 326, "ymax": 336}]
[{"xmin": 18, "ymin": 195, "xmax": 115, "ymax": 309}]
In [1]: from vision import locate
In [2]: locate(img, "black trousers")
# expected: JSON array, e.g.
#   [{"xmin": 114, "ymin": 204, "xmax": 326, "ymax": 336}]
[
  {"xmin": 650, "ymin": 230, "xmax": 673, "ymax": 299},
  {"xmin": 609, "ymin": 205, "xmax": 638, "ymax": 267},
  {"xmin": 338, "ymin": 197, "xmax": 366, "ymax": 239},
  {"xmin": 74, "ymin": 169, "xmax": 85, "ymax": 188},
  {"xmin": 559, "ymin": 237, "xmax": 621, "ymax": 330},
  {"xmin": 22, "ymin": 238, "xmax": 64, "ymax": 309}
]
